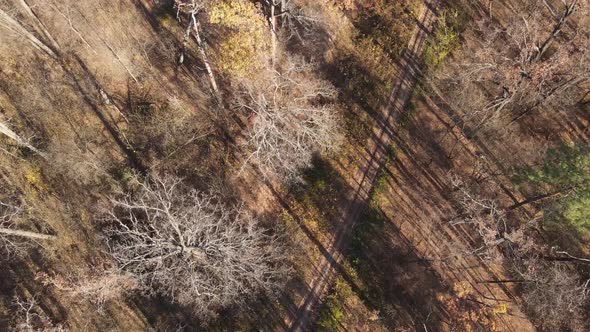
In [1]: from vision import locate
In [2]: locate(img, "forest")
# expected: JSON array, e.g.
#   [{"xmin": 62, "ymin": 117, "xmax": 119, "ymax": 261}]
[{"xmin": 0, "ymin": 0, "xmax": 589, "ymax": 331}]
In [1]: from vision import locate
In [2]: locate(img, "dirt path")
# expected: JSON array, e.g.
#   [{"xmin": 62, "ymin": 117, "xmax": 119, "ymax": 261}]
[{"xmin": 285, "ymin": 2, "xmax": 440, "ymax": 330}]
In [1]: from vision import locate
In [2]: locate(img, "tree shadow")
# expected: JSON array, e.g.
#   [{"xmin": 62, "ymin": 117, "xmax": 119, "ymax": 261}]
[
  {"xmin": 343, "ymin": 203, "xmax": 476, "ymax": 330},
  {"xmin": 0, "ymin": 250, "xmax": 70, "ymax": 330}
]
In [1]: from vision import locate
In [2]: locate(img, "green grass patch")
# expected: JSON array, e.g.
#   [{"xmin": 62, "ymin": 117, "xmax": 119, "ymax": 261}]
[{"xmin": 514, "ymin": 144, "xmax": 590, "ymax": 237}]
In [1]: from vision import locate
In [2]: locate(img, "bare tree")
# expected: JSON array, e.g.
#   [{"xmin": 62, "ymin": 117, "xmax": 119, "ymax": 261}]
[
  {"xmin": 449, "ymin": 175, "xmax": 509, "ymax": 258},
  {"xmin": 262, "ymin": 0, "xmax": 319, "ymax": 64},
  {"xmin": 450, "ymin": 173, "xmax": 590, "ymax": 329},
  {"xmin": 433, "ymin": 0, "xmax": 589, "ymax": 131},
  {"xmin": 235, "ymin": 58, "xmax": 342, "ymax": 181},
  {"xmin": 275, "ymin": 0, "xmax": 320, "ymax": 42},
  {"xmin": 516, "ymin": 260, "xmax": 589, "ymax": 331},
  {"xmin": 0, "ymin": 6, "xmax": 57, "ymax": 59},
  {"xmin": 532, "ymin": 0, "xmax": 578, "ymax": 62},
  {"xmin": 448, "ymin": 173, "xmax": 544, "ymax": 259},
  {"xmin": 103, "ymin": 175, "xmax": 290, "ymax": 317},
  {"xmin": 12, "ymin": 295, "xmax": 66, "ymax": 332}
]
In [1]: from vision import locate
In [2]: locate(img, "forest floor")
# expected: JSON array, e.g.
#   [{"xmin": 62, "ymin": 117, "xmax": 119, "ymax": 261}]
[
  {"xmin": 279, "ymin": 0, "xmax": 538, "ymax": 331},
  {"xmin": 285, "ymin": 1, "xmax": 441, "ymax": 330},
  {"xmin": 1, "ymin": 0, "xmax": 576, "ymax": 330}
]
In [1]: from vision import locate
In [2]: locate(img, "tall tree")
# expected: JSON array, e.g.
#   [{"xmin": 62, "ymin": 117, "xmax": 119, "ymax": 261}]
[
  {"xmin": 234, "ymin": 57, "xmax": 342, "ymax": 181},
  {"xmin": 516, "ymin": 144, "xmax": 590, "ymax": 234},
  {"xmin": 207, "ymin": 0, "xmax": 270, "ymax": 77},
  {"xmin": 103, "ymin": 175, "xmax": 290, "ymax": 317},
  {"xmin": 516, "ymin": 259, "xmax": 589, "ymax": 331},
  {"xmin": 434, "ymin": 0, "xmax": 589, "ymax": 130}
]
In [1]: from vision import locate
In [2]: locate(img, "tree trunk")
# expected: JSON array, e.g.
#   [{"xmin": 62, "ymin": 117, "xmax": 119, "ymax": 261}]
[
  {"xmin": 16, "ymin": 0, "xmax": 61, "ymax": 54},
  {"xmin": 508, "ymin": 188, "xmax": 569, "ymax": 210},
  {"xmin": 178, "ymin": 15, "xmax": 192, "ymax": 65},
  {"xmin": 0, "ymin": 227, "xmax": 56, "ymax": 240},
  {"xmin": 532, "ymin": 1, "xmax": 577, "ymax": 62},
  {"xmin": 0, "ymin": 9, "xmax": 57, "ymax": 59},
  {"xmin": 190, "ymin": 13, "xmax": 222, "ymax": 105},
  {"xmin": 545, "ymin": 250, "xmax": 590, "ymax": 264},
  {"xmin": 0, "ymin": 121, "xmax": 46, "ymax": 159},
  {"xmin": 509, "ymin": 75, "xmax": 587, "ymax": 124},
  {"xmin": 270, "ymin": 1, "xmax": 277, "ymax": 67},
  {"xmin": 477, "ymin": 279, "xmax": 532, "ymax": 284}
]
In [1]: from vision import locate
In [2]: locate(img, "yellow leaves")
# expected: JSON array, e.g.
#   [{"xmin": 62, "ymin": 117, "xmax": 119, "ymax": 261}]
[
  {"xmin": 24, "ymin": 166, "xmax": 41, "ymax": 186},
  {"xmin": 424, "ymin": 8, "xmax": 460, "ymax": 68},
  {"xmin": 209, "ymin": 1, "xmax": 261, "ymax": 29},
  {"xmin": 492, "ymin": 304, "xmax": 507, "ymax": 314},
  {"xmin": 158, "ymin": 15, "xmax": 175, "ymax": 30},
  {"xmin": 217, "ymin": 34, "xmax": 263, "ymax": 75},
  {"xmin": 24, "ymin": 165, "xmax": 47, "ymax": 192},
  {"xmin": 453, "ymin": 280, "xmax": 473, "ymax": 299},
  {"xmin": 208, "ymin": 0, "xmax": 269, "ymax": 77},
  {"xmin": 436, "ymin": 282, "xmax": 497, "ymax": 331}
]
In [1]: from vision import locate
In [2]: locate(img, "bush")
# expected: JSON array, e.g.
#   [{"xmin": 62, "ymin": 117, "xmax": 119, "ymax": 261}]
[{"xmin": 424, "ymin": 9, "xmax": 461, "ymax": 68}]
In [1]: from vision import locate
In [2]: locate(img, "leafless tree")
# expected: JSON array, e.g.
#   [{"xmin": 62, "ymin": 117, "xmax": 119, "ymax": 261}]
[
  {"xmin": 103, "ymin": 175, "xmax": 290, "ymax": 317},
  {"xmin": 0, "ymin": 6, "xmax": 57, "ymax": 59},
  {"xmin": 0, "ymin": 201, "xmax": 29, "ymax": 255},
  {"xmin": 450, "ymin": 174, "xmax": 590, "ymax": 329},
  {"xmin": 12, "ymin": 295, "xmax": 66, "ymax": 332},
  {"xmin": 434, "ymin": 0, "xmax": 589, "ymax": 131},
  {"xmin": 235, "ymin": 58, "xmax": 342, "ymax": 181},
  {"xmin": 262, "ymin": 0, "xmax": 319, "ymax": 64},
  {"xmin": 532, "ymin": 0, "xmax": 578, "ymax": 62},
  {"xmin": 449, "ymin": 175, "xmax": 509, "ymax": 258},
  {"xmin": 516, "ymin": 259, "xmax": 589, "ymax": 331},
  {"xmin": 448, "ymin": 174, "xmax": 542, "ymax": 260}
]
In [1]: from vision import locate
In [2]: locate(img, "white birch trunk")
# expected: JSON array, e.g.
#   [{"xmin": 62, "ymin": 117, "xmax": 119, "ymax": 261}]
[
  {"xmin": 0, "ymin": 9, "xmax": 57, "ymax": 59},
  {"xmin": 0, "ymin": 227, "xmax": 56, "ymax": 240},
  {"xmin": 0, "ymin": 121, "xmax": 46, "ymax": 158},
  {"xmin": 16, "ymin": 0, "xmax": 61, "ymax": 53},
  {"xmin": 190, "ymin": 12, "xmax": 222, "ymax": 105}
]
